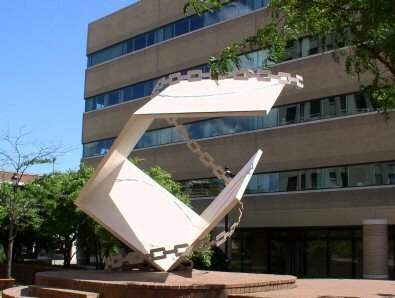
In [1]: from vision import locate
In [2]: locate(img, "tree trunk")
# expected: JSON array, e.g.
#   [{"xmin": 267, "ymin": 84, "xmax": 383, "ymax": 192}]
[
  {"xmin": 63, "ymin": 250, "xmax": 71, "ymax": 268},
  {"xmin": 63, "ymin": 238, "xmax": 71, "ymax": 268},
  {"xmin": 95, "ymin": 241, "xmax": 99, "ymax": 270},
  {"xmin": 6, "ymin": 225, "xmax": 15, "ymax": 278}
]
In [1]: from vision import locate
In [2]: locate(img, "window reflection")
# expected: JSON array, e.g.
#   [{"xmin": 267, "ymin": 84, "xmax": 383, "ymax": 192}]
[
  {"xmin": 85, "ymin": 92, "xmax": 373, "ymax": 154},
  {"xmin": 176, "ymin": 162, "xmax": 395, "ymax": 198},
  {"xmin": 137, "ymin": 91, "xmax": 368, "ymax": 149},
  {"xmin": 82, "ymin": 139, "xmax": 395, "ymax": 196},
  {"xmin": 88, "ymin": 0, "xmax": 268, "ymax": 67},
  {"xmin": 85, "ymin": 34, "xmax": 354, "ymax": 112},
  {"xmin": 204, "ymin": 9, "xmax": 221, "ymax": 26}
]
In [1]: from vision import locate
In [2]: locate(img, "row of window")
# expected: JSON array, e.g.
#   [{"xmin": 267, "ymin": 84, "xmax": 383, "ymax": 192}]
[
  {"xmin": 87, "ymin": 0, "xmax": 269, "ymax": 67},
  {"xmin": 85, "ymin": 49, "xmax": 268, "ymax": 112},
  {"xmin": 85, "ymin": 64, "xmax": 208, "ymax": 112},
  {"xmin": 232, "ymin": 228, "xmax": 368, "ymax": 278},
  {"xmin": 82, "ymin": 92, "xmax": 373, "ymax": 158},
  {"xmin": 85, "ymin": 34, "xmax": 336, "ymax": 112},
  {"xmin": 137, "ymin": 93, "xmax": 371, "ymax": 149},
  {"xmin": 232, "ymin": 228, "xmax": 364, "ymax": 277},
  {"xmin": 181, "ymin": 162, "xmax": 395, "ymax": 198}
]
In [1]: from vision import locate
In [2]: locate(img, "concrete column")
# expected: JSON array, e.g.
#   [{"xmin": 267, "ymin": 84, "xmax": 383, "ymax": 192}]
[{"xmin": 363, "ymin": 219, "xmax": 388, "ymax": 279}]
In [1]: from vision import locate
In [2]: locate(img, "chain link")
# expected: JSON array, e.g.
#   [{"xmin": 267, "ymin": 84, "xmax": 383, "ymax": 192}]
[
  {"xmin": 166, "ymin": 118, "xmax": 231, "ymax": 185},
  {"xmin": 106, "ymin": 203, "xmax": 244, "ymax": 269},
  {"xmin": 166, "ymin": 118, "xmax": 244, "ymax": 253},
  {"xmin": 194, "ymin": 201, "xmax": 244, "ymax": 253},
  {"xmin": 105, "ymin": 243, "xmax": 190, "ymax": 269},
  {"xmin": 151, "ymin": 69, "xmax": 303, "ymax": 96}
]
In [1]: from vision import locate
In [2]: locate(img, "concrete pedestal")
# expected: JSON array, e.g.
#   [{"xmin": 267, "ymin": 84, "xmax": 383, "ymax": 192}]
[{"xmin": 363, "ymin": 219, "xmax": 388, "ymax": 279}]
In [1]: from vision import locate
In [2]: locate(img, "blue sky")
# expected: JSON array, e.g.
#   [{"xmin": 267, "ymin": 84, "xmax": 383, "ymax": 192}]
[{"xmin": 0, "ymin": 0, "xmax": 137, "ymax": 174}]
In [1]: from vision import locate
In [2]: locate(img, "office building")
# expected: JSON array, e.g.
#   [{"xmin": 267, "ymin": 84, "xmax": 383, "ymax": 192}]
[{"xmin": 82, "ymin": 0, "xmax": 395, "ymax": 279}]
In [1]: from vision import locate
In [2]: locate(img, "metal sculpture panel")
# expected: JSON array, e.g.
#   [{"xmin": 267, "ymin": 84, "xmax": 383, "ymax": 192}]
[{"xmin": 75, "ymin": 69, "xmax": 303, "ymax": 271}]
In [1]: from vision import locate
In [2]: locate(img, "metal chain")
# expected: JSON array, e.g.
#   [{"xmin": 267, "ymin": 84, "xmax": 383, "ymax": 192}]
[
  {"xmin": 166, "ymin": 117, "xmax": 244, "ymax": 253},
  {"xmin": 106, "ymin": 243, "xmax": 190, "ymax": 270},
  {"xmin": 194, "ymin": 201, "xmax": 244, "ymax": 253},
  {"xmin": 151, "ymin": 69, "xmax": 303, "ymax": 97},
  {"xmin": 144, "ymin": 243, "xmax": 189, "ymax": 260},
  {"xmin": 166, "ymin": 118, "xmax": 231, "ymax": 185}
]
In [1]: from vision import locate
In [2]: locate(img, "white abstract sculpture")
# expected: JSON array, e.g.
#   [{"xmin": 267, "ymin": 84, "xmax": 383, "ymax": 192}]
[{"xmin": 76, "ymin": 69, "xmax": 303, "ymax": 272}]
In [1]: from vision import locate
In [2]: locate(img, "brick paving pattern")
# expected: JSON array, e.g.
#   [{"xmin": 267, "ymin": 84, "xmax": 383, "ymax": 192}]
[
  {"xmin": 231, "ymin": 279, "xmax": 395, "ymax": 298},
  {"xmin": 35, "ymin": 270, "xmax": 296, "ymax": 298}
]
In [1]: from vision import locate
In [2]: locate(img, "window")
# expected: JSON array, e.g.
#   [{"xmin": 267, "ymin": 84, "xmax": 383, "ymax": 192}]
[
  {"xmin": 122, "ymin": 87, "xmax": 133, "ymax": 102},
  {"xmin": 285, "ymin": 106, "xmax": 297, "ymax": 124},
  {"xmin": 86, "ymin": 43, "xmax": 363, "ymax": 112},
  {"xmin": 189, "ymin": 14, "xmax": 204, "ymax": 31},
  {"xmin": 146, "ymin": 31, "xmax": 156, "ymax": 46},
  {"xmin": 355, "ymin": 94, "xmax": 368, "ymax": 112},
  {"xmin": 309, "ymin": 36, "xmax": 319, "ymax": 55},
  {"xmin": 157, "ymin": 127, "xmax": 172, "ymax": 145},
  {"xmin": 387, "ymin": 164, "xmax": 395, "ymax": 184},
  {"xmin": 134, "ymin": 34, "xmax": 147, "ymax": 51},
  {"xmin": 158, "ymin": 24, "xmax": 174, "ymax": 42},
  {"xmin": 325, "ymin": 34, "xmax": 334, "ymax": 50},
  {"xmin": 175, "ymin": 18, "xmax": 189, "ymax": 36},
  {"xmin": 221, "ymin": 1, "xmax": 239, "ymax": 21},
  {"xmin": 111, "ymin": 44, "xmax": 122, "ymax": 58},
  {"xmin": 204, "ymin": 9, "xmax": 221, "ymax": 26},
  {"xmin": 132, "ymin": 82, "xmax": 145, "ymax": 99},
  {"xmin": 389, "ymin": 174, "xmax": 395, "ymax": 184},
  {"xmin": 237, "ymin": 0, "xmax": 252, "ymax": 15},
  {"xmin": 85, "ymin": 92, "xmax": 373, "ymax": 150},
  {"xmin": 323, "ymin": 167, "xmax": 346, "ymax": 188},
  {"xmin": 284, "ymin": 40, "xmax": 296, "ymax": 61},
  {"xmin": 85, "ymin": 99, "xmax": 93, "ymax": 112},
  {"xmin": 125, "ymin": 39, "xmax": 134, "ymax": 53},
  {"xmin": 309, "ymin": 100, "xmax": 321, "ymax": 119},
  {"xmin": 279, "ymin": 171, "xmax": 299, "ymax": 191},
  {"xmin": 108, "ymin": 91, "xmax": 120, "ymax": 106},
  {"xmin": 348, "ymin": 164, "xmax": 377, "ymax": 186},
  {"xmin": 132, "ymin": 162, "xmax": 395, "ymax": 197},
  {"xmin": 262, "ymin": 108, "xmax": 279, "ymax": 128},
  {"xmin": 287, "ymin": 176, "xmax": 298, "ymax": 191},
  {"xmin": 87, "ymin": 0, "xmax": 271, "ymax": 67},
  {"xmin": 95, "ymin": 95, "xmax": 105, "ymax": 109}
]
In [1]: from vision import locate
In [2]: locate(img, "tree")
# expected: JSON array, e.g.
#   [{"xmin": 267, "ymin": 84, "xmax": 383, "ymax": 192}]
[
  {"xmin": 37, "ymin": 163, "xmax": 94, "ymax": 267},
  {"xmin": 77, "ymin": 218, "xmax": 120, "ymax": 269},
  {"xmin": 0, "ymin": 182, "xmax": 42, "ymax": 272},
  {"xmin": 38, "ymin": 158, "xmax": 212, "ymax": 269},
  {"xmin": 0, "ymin": 129, "xmax": 61, "ymax": 278},
  {"xmin": 144, "ymin": 165, "xmax": 191, "ymax": 207},
  {"xmin": 184, "ymin": 0, "xmax": 395, "ymax": 116}
]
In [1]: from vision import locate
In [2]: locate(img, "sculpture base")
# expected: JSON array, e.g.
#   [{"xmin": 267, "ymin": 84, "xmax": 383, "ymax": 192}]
[{"xmin": 34, "ymin": 269, "xmax": 296, "ymax": 297}]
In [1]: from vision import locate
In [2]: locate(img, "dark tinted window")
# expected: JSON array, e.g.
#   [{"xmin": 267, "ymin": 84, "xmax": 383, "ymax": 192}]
[
  {"xmin": 175, "ymin": 18, "xmax": 189, "ymax": 36},
  {"xmin": 108, "ymin": 91, "xmax": 120, "ymax": 106},
  {"xmin": 146, "ymin": 31, "xmax": 156, "ymax": 46},
  {"xmin": 134, "ymin": 34, "xmax": 147, "ymax": 51},
  {"xmin": 125, "ymin": 39, "xmax": 134, "ymax": 53},
  {"xmin": 132, "ymin": 82, "xmax": 145, "ymax": 99},
  {"xmin": 189, "ymin": 14, "xmax": 204, "ymax": 31},
  {"xmin": 87, "ymin": 0, "xmax": 270, "ymax": 67}
]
